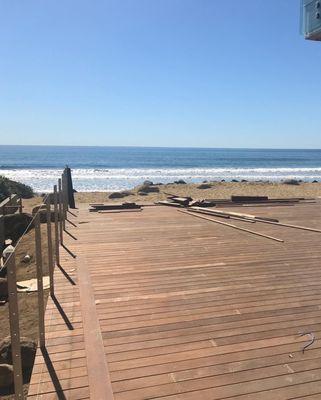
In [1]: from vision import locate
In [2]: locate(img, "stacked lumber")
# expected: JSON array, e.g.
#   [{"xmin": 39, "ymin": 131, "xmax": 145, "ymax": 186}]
[
  {"xmin": 157, "ymin": 195, "xmax": 192, "ymax": 207},
  {"xmin": 157, "ymin": 201, "xmax": 184, "ymax": 208},
  {"xmin": 158, "ymin": 194, "xmax": 315, "ymax": 209},
  {"xmin": 206, "ymin": 197, "xmax": 315, "ymax": 207},
  {"xmin": 231, "ymin": 195, "xmax": 268, "ymax": 202}
]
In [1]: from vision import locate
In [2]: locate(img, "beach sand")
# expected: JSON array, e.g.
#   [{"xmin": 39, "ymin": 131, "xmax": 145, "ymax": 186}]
[
  {"xmin": 74, "ymin": 181, "xmax": 321, "ymax": 204},
  {"xmin": 21, "ymin": 182, "xmax": 321, "ymax": 212}
]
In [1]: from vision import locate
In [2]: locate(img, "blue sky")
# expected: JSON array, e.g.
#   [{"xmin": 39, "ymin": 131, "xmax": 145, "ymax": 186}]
[{"xmin": 0, "ymin": 0, "xmax": 320, "ymax": 148}]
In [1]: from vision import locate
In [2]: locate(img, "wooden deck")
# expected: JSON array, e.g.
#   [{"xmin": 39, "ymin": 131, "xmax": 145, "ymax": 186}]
[{"xmin": 28, "ymin": 201, "xmax": 321, "ymax": 399}]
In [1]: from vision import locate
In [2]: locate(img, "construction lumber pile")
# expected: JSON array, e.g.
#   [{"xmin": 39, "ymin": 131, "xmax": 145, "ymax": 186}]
[
  {"xmin": 89, "ymin": 202, "xmax": 141, "ymax": 212},
  {"xmin": 157, "ymin": 193, "xmax": 321, "ymax": 241},
  {"xmin": 157, "ymin": 194, "xmax": 315, "ymax": 208},
  {"xmin": 231, "ymin": 195, "xmax": 268, "ymax": 202},
  {"xmin": 204, "ymin": 196, "xmax": 315, "ymax": 207}
]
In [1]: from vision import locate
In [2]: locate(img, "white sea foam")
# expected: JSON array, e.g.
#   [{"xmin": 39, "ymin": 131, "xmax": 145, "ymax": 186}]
[{"xmin": 2, "ymin": 167, "xmax": 321, "ymax": 192}]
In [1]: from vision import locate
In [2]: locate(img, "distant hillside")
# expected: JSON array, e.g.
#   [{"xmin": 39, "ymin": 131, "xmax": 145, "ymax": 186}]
[{"xmin": 0, "ymin": 176, "xmax": 34, "ymax": 202}]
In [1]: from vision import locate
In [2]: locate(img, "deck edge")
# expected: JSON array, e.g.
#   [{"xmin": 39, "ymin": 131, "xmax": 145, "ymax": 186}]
[{"xmin": 77, "ymin": 254, "xmax": 114, "ymax": 400}]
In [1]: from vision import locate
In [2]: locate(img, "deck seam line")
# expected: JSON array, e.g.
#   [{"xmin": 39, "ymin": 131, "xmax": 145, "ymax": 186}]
[{"xmin": 77, "ymin": 253, "xmax": 114, "ymax": 400}]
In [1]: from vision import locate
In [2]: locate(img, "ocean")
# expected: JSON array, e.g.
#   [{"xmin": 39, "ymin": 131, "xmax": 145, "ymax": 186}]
[{"xmin": 1, "ymin": 145, "xmax": 321, "ymax": 192}]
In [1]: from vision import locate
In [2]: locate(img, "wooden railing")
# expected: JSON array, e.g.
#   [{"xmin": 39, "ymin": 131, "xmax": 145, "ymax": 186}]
[
  {"xmin": 1, "ymin": 166, "xmax": 75, "ymax": 399},
  {"xmin": 0, "ymin": 195, "xmax": 23, "ymax": 252},
  {"xmin": 0, "ymin": 194, "xmax": 23, "ymax": 216}
]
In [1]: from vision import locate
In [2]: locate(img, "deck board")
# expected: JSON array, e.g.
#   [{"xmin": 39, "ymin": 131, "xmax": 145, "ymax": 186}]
[{"xmin": 29, "ymin": 202, "xmax": 321, "ymax": 399}]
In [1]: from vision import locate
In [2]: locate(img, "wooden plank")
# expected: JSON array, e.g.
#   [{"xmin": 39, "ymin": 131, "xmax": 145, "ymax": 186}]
[
  {"xmin": 190, "ymin": 206, "xmax": 279, "ymax": 222},
  {"xmin": 171, "ymin": 197, "xmax": 191, "ymax": 206},
  {"xmin": 90, "ymin": 203, "xmax": 141, "ymax": 211},
  {"xmin": 179, "ymin": 210, "xmax": 284, "ymax": 243},
  {"xmin": 29, "ymin": 203, "xmax": 321, "ymax": 399},
  {"xmin": 77, "ymin": 254, "xmax": 114, "ymax": 400},
  {"xmin": 0, "ymin": 194, "xmax": 19, "ymax": 215},
  {"xmin": 98, "ymin": 209, "xmax": 142, "ymax": 214},
  {"xmin": 231, "ymin": 195, "xmax": 269, "ymax": 202},
  {"xmin": 157, "ymin": 201, "xmax": 184, "ymax": 208},
  {"xmin": 253, "ymin": 218, "xmax": 321, "ymax": 234}
]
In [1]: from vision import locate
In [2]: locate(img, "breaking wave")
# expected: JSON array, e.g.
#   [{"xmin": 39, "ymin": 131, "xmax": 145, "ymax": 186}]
[{"xmin": 1, "ymin": 167, "xmax": 321, "ymax": 192}]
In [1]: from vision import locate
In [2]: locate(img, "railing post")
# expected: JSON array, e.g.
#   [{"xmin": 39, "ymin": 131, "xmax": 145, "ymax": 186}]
[
  {"xmin": 53, "ymin": 185, "xmax": 60, "ymax": 266},
  {"xmin": 62, "ymin": 170, "xmax": 68, "ymax": 220},
  {"xmin": 19, "ymin": 197, "xmax": 22, "ymax": 214},
  {"xmin": 0, "ymin": 215, "xmax": 4, "ymax": 252},
  {"xmin": 35, "ymin": 213, "xmax": 45, "ymax": 348},
  {"xmin": 7, "ymin": 253, "xmax": 24, "ymax": 399},
  {"xmin": 65, "ymin": 165, "xmax": 76, "ymax": 209},
  {"xmin": 46, "ymin": 196, "xmax": 54, "ymax": 297},
  {"xmin": 58, "ymin": 179, "xmax": 64, "ymax": 243}
]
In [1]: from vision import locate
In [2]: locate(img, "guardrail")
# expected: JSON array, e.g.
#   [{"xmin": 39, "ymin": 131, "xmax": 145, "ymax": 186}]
[
  {"xmin": 0, "ymin": 194, "xmax": 23, "ymax": 216},
  {"xmin": 0, "ymin": 195, "xmax": 23, "ymax": 252},
  {"xmin": 0, "ymin": 166, "xmax": 75, "ymax": 399}
]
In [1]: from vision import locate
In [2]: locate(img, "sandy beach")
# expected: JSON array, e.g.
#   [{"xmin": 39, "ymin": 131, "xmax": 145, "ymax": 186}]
[
  {"xmin": 20, "ymin": 182, "xmax": 321, "ymax": 214},
  {"xmin": 73, "ymin": 181, "xmax": 321, "ymax": 205}
]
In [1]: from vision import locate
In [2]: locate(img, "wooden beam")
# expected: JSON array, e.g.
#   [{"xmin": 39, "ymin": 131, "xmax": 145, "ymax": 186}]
[
  {"xmin": 179, "ymin": 210, "xmax": 284, "ymax": 243},
  {"xmin": 77, "ymin": 255, "xmax": 115, "ymax": 399},
  {"xmin": 190, "ymin": 206, "xmax": 279, "ymax": 222},
  {"xmin": 254, "ymin": 218, "xmax": 321, "ymax": 234}
]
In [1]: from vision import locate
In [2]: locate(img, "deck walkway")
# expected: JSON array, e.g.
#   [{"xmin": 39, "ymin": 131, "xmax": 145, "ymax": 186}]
[{"xmin": 28, "ymin": 202, "xmax": 321, "ymax": 399}]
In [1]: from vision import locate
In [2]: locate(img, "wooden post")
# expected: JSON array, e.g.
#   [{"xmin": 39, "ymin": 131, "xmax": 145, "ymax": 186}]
[
  {"xmin": 62, "ymin": 172, "xmax": 68, "ymax": 222},
  {"xmin": 58, "ymin": 179, "xmax": 64, "ymax": 242},
  {"xmin": 0, "ymin": 216, "xmax": 4, "ymax": 252},
  {"xmin": 46, "ymin": 197, "xmax": 54, "ymax": 296},
  {"xmin": 53, "ymin": 185, "xmax": 60, "ymax": 266},
  {"xmin": 7, "ymin": 253, "xmax": 24, "ymax": 399},
  {"xmin": 65, "ymin": 165, "xmax": 76, "ymax": 208},
  {"xmin": 19, "ymin": 197, "xmax": 23, "ymax": 214},
  {"xmin": 35, "ymin": 213, "xmax": 45, "ymax": 348}
]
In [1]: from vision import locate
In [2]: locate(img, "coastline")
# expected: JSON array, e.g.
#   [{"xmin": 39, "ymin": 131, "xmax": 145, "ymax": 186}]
[
  {"xmin": 2, "ymin": 147, "xmax": 321, "ymax": 193},
  {"xmin": 21, "ymin": 181, "xmax": 321, "ymax": 213}
]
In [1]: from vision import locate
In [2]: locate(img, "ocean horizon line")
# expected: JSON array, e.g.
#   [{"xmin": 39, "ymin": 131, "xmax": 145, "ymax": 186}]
[{"xmin": 1, "ymin": 144, "xmax": 321, "ymax": 151}]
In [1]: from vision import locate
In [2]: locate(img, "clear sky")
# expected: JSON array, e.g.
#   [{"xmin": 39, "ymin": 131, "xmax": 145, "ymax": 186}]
[{"xmin": 1, "ymin": 0, "xmax": 320, "ymax": 148}]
